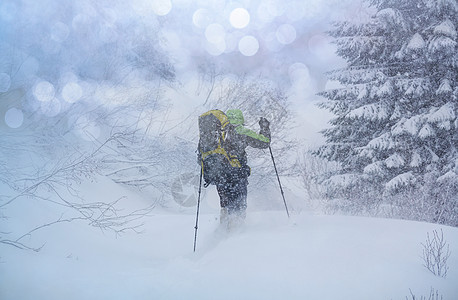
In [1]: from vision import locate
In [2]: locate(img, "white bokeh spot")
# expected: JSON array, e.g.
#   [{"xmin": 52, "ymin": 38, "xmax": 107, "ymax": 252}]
[
  {"xmin": 229, "ymin": 8, "xmax": 250, "ymax": 29},
  {"xmin": 238, "ymin": 35, "xmax": 259, "ymax": 56},
  {"xmin": 62, "ymin": 82, "xmax": 83, "ymax": 103},
  {"xmin": 288, "ymin": 62, "xmax": 315, "ymax": 97},
  {"xmin": 34, "ymin": 81, "xmax": 55, "ymax": 102},
  {"xmin": 4, "ymin": 108, "xmax": 24, "ymax": 129}
]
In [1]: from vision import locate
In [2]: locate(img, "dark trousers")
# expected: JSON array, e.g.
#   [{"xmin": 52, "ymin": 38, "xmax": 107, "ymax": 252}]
[{"xmin": 216, "ymin": 177, "xmax": 248, "ymax": 214}]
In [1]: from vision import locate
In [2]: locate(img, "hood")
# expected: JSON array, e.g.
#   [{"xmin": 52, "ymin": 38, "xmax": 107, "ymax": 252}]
[{"xmin": 226, "ymin": 109, "xmax": 244, "ymax": 125}]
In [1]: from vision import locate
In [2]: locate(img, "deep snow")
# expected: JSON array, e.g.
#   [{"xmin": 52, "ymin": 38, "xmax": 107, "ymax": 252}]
[{"xmin": 1, "ymin": 177, "xmax": 457, "ymax": 300}]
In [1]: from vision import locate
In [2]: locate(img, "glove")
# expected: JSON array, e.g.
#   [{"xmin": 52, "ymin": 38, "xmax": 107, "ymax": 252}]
[{"xmin": 259, "ymin": 117, "xmax": 270, "ymax": 129}]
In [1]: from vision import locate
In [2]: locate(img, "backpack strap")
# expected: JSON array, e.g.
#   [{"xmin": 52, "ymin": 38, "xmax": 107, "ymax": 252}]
[{"xmin": 201, "ymin": 147, "xmax": 241, "ymax": 168}]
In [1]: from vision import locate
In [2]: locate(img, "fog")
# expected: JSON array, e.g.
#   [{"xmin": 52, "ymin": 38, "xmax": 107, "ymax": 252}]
[{"xmin": 0, "ymin": 0, "xmax": 371, "ymax": 144}]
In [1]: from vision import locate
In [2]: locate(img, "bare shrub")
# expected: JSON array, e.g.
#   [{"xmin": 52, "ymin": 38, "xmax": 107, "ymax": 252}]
[
  {"xmin": 406, "ymin": 287, "xmax": 443, "ymax": 300},
  {"xmin": 421, "ymin": 229, "xmax": 451, "ymax": 278}
]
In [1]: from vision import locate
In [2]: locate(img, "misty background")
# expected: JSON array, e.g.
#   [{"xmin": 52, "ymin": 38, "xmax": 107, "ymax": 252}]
[
  {"xmin": 0, "ymin": 0, "xmax": 370, "ymax": 143},
  {"xmin": 0, "ymin": 0, "xmax": 371, "ymax": 219},
  {"xmin": 1, "ymin": 2, "xmax": 457, "ymax": 299},
  {"xmin": 4, "ymin": 0, "xmax": 456, "ymax": 249}
]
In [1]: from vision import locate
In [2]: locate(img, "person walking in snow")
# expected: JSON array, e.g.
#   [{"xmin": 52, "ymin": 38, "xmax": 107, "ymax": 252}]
[{"xmin": 217, "ymin": 109, "xmax": 271, "ymax": 229}]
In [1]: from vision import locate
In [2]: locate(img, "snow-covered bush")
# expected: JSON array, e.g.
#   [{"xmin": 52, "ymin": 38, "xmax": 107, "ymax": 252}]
[{"xmin": 315, "ymin": 0, "xmax": 458, "ymax": 225}]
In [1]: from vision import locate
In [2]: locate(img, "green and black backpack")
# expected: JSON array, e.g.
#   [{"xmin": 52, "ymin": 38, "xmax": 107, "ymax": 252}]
[{"xmin": 198, "ymin": 110, "xmax": 241, "ymax": 186}]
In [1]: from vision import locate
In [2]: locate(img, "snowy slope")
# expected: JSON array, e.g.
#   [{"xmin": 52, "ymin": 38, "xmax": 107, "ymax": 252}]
[{"xmin": 1, "ymin": 179, "xmax": 457, "ymax": 300}]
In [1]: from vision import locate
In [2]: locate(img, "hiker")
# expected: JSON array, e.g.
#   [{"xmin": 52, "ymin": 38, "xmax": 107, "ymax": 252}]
[{"xmin": 216, "ymin": 109, "xmax": 271, "ymax": 228}]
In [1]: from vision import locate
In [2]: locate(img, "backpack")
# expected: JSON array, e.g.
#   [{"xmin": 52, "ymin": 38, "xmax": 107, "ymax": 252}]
[{"xmin": 198, "ymin": 110, "xmax": 241, "ymax": 186}]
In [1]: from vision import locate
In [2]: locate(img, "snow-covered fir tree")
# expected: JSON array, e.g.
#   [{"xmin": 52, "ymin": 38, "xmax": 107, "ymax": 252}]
[{"xmin": 316, "ymin": 0, "xmax": 457, "ymax": 225}]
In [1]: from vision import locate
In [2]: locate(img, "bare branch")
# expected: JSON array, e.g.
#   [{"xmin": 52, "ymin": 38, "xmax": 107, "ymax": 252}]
[{"xmin": 421, "ymin": 229, "xmax": 451, "ymax": 278}]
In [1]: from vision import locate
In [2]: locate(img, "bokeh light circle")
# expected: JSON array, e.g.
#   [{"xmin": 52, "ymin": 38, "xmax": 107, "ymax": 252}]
[
  {"xmin": 34, "ymin": 81, "xmax": 55, "ymax": 102},
  {"xmin": 230, "ymin": 8, "xmax": 250, "ymax": 29},
  {"xmin": 62, "ymin": 82, "xmax": 83, "ymax": 103},
  {"xmin": 192, "ymin": 8, "xmax": 212, "ymax": 29},
  {"xmin": 4, "ymin": 108, "xmax": 24, "ymax": 128},
  {"xmin": 238, "ymin": 36, "xmax": 259, "ymax": 56}
]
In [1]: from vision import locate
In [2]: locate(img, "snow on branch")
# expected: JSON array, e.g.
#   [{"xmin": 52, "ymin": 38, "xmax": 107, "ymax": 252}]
[
  {"xmin": 437, "ymin": 171, "xmax": 458, "ymax": 183},
  {"xmin": 407, "ymin": 33, "xmax": 426, "ymax": 50},
  {"xmin": 391, "ymin": 116, "xmax": 422, "ymax": 136},
  {"xmin": 367, "ymin": 132, "xmax": 393, "ymax": 150},
  {"xmin": 427, "ymin": 103, "xmax": 456, "ymax": 123},
  {"xmin": 395, "ymin": 78, "xmax": 431, "ymax": 98},
  {"xmin": 363, "ymin": 161, "xmax": 384, "ymax": 175},
  {"xmin": 410, "ymin": 151, "xmax": 422, "ymax": 168},
  {"xmin": 348, "ymin": 102, "xmax": 390, "ymax": 121},
  {"xmin": 327, "ymin": 68, "xmax": 378, "ymax": 84},
  {"xmin": 433, "ymin": 19, "xmax": 457, "ymax": 39},
  {"xmin": 428, "ymin": 35, "xmax": 457, "ymax": 56},
  {"xmin": 385, "ymin": 153, "xmax": 405, "ymax": 168},
  {"xmin": 385, "ymin": 172, "xmax": 416, "ymax": 191},
  {"xmin": 435, "ymin": 79, "xmax": 453, "ymax": 95},
  {"xmin": 374, "ymin": 80, "xmax": 393, "ymax": 97},
  {"xmin": 418, "ymin": 124, "xmax": 435, "ymax": 139},
  {"xmin": 375, "ymin": 8, "xmax": 407, "ymax": 31},
  {"xmin": 324, "ymin": 173, "xmax": 361, "ymax": 188}
]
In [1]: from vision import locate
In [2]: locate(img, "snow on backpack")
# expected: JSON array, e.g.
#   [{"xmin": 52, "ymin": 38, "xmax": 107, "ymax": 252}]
[{"xmin": 198, "ymin": 110, "xmax": 241, "ymax": 186}]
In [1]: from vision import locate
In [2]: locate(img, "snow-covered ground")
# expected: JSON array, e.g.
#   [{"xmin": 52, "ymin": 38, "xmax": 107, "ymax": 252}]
[{"xmin": 1, "ymin": 177, "xmax": 457, "ymax": 300}]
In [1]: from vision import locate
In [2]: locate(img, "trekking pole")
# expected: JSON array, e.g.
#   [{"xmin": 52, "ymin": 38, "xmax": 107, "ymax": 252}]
[
  {"xmin": 269, "ymin": 146, "xmax": 290, "ymax": 218},
  {"xmin": 193, "ymin": 165, "xmax": 203, "ymax": 252}
]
